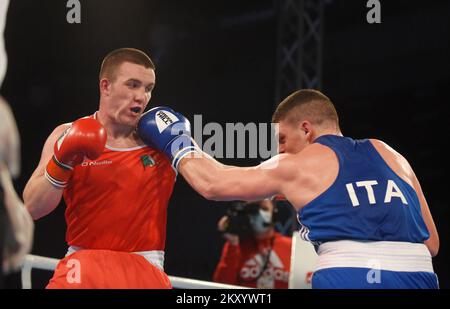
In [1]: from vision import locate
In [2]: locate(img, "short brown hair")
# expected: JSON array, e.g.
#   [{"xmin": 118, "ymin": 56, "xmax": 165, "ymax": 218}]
[
  {"xmin": 99, "ymin": 48, "xmax": 155, "ymax": 81},
  {"xmin": 272, "ymin": 89, "xmax": 339, "ymax": 128}
]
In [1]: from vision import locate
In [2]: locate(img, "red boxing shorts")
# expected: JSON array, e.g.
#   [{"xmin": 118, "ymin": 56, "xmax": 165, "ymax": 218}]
[{"xmin": 46, "ymin": 249, "xmax": 172, "ymax": 289}]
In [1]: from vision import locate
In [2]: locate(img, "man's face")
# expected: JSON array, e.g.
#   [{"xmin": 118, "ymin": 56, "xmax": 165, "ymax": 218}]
[
  {"xmin": 102, "ymin": 61, "xmax": 155, "ymax": 127},
  {"xmin": 251, "ymin": 200, "xmax": 274, "ymax": 238},
  {"xmin": 259, "ymin": 199, "xmax": 273, "ymax": 212},
  {"xmin": 277, "ymin": 120, "xmax": 309, "ymax": 154}
]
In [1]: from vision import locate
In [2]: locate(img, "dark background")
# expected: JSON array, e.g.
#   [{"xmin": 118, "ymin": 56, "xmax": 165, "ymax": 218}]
[{"xmin": 1, "ymin": 0, "xmax": 449, "ymax": 288}]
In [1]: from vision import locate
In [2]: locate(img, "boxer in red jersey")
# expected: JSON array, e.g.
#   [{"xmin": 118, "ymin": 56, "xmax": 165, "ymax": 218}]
[{"xmin": 23, "ymin": 48, "xmax": 175, "ymax": 288}]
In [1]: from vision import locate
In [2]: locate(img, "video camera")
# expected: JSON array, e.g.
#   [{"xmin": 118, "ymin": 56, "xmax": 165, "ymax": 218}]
[
  {"xmin": 224, "ymin": 201, "xmax": 275, "ymax": 238},
  {"xmin": 223, "ymin": 202, "xmax": 258, "ymax": 237}
]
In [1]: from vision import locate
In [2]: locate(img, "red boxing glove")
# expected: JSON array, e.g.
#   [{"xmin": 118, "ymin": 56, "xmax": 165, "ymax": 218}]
[{"xmin": 45, "ymin": 118, "xmax": 107, "ymax": 188}]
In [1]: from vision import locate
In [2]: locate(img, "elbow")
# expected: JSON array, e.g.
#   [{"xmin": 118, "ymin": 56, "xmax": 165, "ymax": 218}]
[
  {"xmin": 22, "ymin": 184, "xmax": 48, "ymax": 220},
  {"xmin": 429, "ymin": 246, "xmax": 439, "ymax": 258},
  {"xmin": 189, "ymin": 168, "xmax": 224, "ymax": 201},
  {"xmin": 25, "ymin": 204, "xmax": 41, "ymax": 221},
  {"xmin": 198, "ymin": 181, "xmax": 221, "ymax": 201},
  {"xmin": 181, "ymin": 160, "xmax": 235, "ymax": 201},
  {"xmin": 25, "ymin": 199, "xmax": 49, "ymax": 220},
  {"xmin": 429, "ymin": 243, "xmax": 439, "ymax": 258},
  {"xmin": 23, "ymin": 195, "xmax": 44, "ymax": 221},
  {"xmin": 22, "ymin": 192, "xmax": 38, "ymax": 220},
  {"xmin": 195, "ymin": 174, "xmax": 228, "ymax": 201},
  {"xmin": 425, "ymin": 237, "xmax": 439, "ymax": 257}
]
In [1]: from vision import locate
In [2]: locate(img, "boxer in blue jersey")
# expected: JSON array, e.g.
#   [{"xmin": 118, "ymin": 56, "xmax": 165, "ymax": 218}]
[{"xmin": 137, "ymin": 89, "xmax": 439, "ymax": 289}]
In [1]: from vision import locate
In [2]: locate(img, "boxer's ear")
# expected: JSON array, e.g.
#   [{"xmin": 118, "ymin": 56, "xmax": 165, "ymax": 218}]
[
  {"xmin": 299, "ymin": 120, "xmax": 311, "ymax": 135},
  {"xmin": 99, "ymin": 78, "xmax": 111, "ymax": 96},
  {"xmin": 299, "ymin": 120, "xmax": 315, "ymax": 143}
]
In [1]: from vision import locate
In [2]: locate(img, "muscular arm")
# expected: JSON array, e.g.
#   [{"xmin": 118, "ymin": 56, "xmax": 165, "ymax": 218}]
[
  {"xmin": 178, "ymin": 150, "xmax": 294, "ymax": 201},
  {"xmin": 23, "ymin": 124, "xmax": 69, "ymax": 220},
  {"xmin": 371, "ymin": 139, "xmax": 439, "ymax": 256}
]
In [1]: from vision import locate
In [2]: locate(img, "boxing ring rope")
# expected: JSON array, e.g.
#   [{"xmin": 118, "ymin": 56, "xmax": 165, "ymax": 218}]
[{"xmin": 21, "ymin": 254, "xmax": 248, "ymax": 289}]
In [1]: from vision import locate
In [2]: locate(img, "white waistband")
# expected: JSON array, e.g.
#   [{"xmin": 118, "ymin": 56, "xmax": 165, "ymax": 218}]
[
  {"xmin": 316, "ymin": 240, "xmax": 434, "ymax": 273},
  {"xmin": 66, "ymin": 246, "xmax": 165, "ymax": 271}
]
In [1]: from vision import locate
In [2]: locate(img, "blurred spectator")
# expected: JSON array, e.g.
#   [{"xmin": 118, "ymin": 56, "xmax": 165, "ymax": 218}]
[
  {"xmin": 0, "ymin": 98, "xmax": 34, "ymax": 288},
  {"xmin": 213, "ymin": 199, "xmax": 292, "ymax": 288},
  {"xmin": 1, "ymin": 0, "xmax": 34, "ymax": 288}
]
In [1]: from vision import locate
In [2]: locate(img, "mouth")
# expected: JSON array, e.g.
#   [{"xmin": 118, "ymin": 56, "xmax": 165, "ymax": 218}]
[{"xmin": 130, "ymin": 107, "xmax": 142, "ymax": 115}]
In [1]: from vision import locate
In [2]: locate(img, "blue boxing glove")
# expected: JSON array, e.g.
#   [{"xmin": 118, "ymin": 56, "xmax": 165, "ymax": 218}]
[{"xmin": 137, "ymin": 106, "xmax": 197, "ymax": 169}]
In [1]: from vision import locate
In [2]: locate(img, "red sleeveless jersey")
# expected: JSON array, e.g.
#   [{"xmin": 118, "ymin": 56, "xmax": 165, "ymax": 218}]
[{"xmin": 63, "ymin": 144, "xmax": 176, "ymax": 252}]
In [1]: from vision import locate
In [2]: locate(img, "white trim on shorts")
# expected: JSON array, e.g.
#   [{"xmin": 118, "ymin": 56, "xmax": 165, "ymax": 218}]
[
  {"xmin": 66, "ymin": 246, "xmax": 165, "ymax": 271},
  {"xmin": 316, "ymin": 240, "xmax": 434, "ymax": 273}
]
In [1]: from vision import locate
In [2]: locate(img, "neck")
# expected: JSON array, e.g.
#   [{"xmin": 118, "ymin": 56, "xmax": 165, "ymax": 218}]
[
  {"xmin": 96, "ymin": 109, "xmax": 141, "ymax": 147},
  {"xmin": 313, "ymin": 127, "xmax": 343, "ymax": 140}
]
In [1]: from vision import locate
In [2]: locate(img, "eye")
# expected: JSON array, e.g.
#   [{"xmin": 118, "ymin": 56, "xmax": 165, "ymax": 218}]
[{"xmin": 127, "ymin": 81, "xmax": 139, "ymax": 88}]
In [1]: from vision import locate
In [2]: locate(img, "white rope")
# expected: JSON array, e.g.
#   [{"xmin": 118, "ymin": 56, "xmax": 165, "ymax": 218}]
[
  {"xmin": 21, "ymin": 254, "xmax": 248, "ymax": 289},
  {"xmin": 168, "ymin": 275, "xmax": 248, "ymax": 289}
]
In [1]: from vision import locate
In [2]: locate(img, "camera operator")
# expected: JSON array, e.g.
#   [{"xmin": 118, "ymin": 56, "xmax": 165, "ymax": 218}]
[{"xmin": 213, "ymin": 199, "xmax": 292, "ymax": 288}]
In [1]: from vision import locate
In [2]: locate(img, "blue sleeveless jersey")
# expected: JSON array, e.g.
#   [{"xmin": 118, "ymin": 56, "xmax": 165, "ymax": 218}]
[{"xmin": 298, "ymin": 135, "xmax": 429, "ymax": 245}]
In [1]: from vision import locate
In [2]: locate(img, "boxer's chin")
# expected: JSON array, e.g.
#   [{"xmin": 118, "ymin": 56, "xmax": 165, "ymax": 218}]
[{"xmin": 117, "ymin": 113, "xmax": 140, "ymax": 128}]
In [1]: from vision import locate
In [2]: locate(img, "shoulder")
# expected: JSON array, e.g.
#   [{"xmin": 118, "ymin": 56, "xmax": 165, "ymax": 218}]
[
  {"xmin": 53, "ymin": 122, "xmax": 72, "ymax": 134},
  {"xmin": 50, "ymin": 114, "xmax": 95, "ymax": 138},
  {"xmin": 41, "ymin": 122, "xmax": 74, "ymax": 151},
  {"xmin": 368, "ymin": 138, "xmax": 409, "ymax": 165},
  {"xmin": 369, "ymin": 138, "xmax": 415, "ymax": 186},
  {"xmin": 300, "ymin": 142, "xmax": 337, "ymax": 162},
  {"xmin": 46, "ymin": 123, "xmax": 72, "ymax": 142},
  {"xmin": 259, "ymin": 142, "xmax": 338, "ymax": 183},
  {"xmin": 295, "ymin": 142, "xmax": 339, "ymax": 176},
  {"xmin": 369, "ymin": 138, "xmax": 396, "ymax": 153},
  {"xmin": 51, "ymin": 114, "xmax": 95, "ymax": 138},
  {"xmin": 265, "ymin": 143, "xmax": 334, "ymax": 170}
]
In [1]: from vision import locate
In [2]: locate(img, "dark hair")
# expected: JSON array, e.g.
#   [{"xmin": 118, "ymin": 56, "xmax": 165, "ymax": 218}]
[
  {"xmin": 272, "ymin": 89, "xmax": 339, "ymax": 128},
  {"xmin": 99, "ymin": 48, "xmax": 155, "ymax": 81}
]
